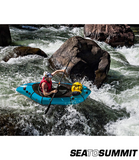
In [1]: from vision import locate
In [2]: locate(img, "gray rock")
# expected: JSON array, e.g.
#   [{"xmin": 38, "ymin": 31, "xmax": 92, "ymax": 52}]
[
  {"xmin": 49, "ymin": 36, "xmax": 111, "ymax": 88},
  {"xmin": 84, "ymin": 24, "xmax": 135, "ymax": 47}
]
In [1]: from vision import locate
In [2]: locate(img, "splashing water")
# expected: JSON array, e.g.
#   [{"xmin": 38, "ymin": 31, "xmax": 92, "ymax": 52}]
[{"xmin": 0, "ymin": 26, "xmax": 139, "ymax": 136}]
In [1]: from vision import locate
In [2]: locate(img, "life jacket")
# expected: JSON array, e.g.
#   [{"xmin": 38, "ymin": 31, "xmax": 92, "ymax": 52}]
[{"xmin": 39, "ymin": 77, "xmax": 52, "ymax": 93}]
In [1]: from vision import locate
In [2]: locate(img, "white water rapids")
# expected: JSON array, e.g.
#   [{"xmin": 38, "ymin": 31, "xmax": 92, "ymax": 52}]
[{"xmin": 0, "ymin": 26, "xmax": 139, "ymax": 136}]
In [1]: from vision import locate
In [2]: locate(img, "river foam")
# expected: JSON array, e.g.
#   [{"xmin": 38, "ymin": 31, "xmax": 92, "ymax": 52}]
[{"xmin": 0, "ymin": 26, "xmax": 139, "ymax": 136}]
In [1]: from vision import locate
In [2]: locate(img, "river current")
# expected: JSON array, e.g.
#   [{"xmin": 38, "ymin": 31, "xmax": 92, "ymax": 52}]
[{"xmin": 0, "ymin": 25, "xmax": 139, "ymax": 136}]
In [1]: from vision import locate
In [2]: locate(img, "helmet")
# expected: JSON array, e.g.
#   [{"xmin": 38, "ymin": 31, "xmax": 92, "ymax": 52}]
[
  {"xmin": 43, "ymin": 71, "xmax": 52, "ymax": 78},
  {"xmin": 71, "ymin": 82, "xmax": 83, "ymax": 96}
]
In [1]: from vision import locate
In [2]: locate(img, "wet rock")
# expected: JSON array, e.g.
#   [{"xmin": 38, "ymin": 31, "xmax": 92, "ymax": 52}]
[
  {"xmin": 0, "ymin": 25, "xmax": 11, "ymax": 46},
  {"xmin": 49, "ymin": 36, "xmax": 110, "ymax": 88},
  {"xmin": 14, "ymin": 46, "xmax": 47, "ymax": 57},
  {"xmin": 84, "ymin": 24, "xmax": 135, "ymax": 47},
  {"xmin": 2, "ymin": 46, "xmax": 47, "ymax": 62}
]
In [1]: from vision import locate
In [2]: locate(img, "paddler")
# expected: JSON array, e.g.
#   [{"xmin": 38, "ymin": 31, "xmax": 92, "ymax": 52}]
[{"xmin": 39, "ymin": 69, "xmax": 66, "ymax": 96}]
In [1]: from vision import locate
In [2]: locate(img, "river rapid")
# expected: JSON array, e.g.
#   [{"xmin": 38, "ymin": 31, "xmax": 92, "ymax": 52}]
[{"xmin": 0, "ymin": 25, "xmax": 139, "ymax": 136}]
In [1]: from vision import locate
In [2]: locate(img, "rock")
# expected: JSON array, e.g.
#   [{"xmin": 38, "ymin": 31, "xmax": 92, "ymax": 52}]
[
  {"xmin": 13, "ymin": 46, "xmax": 47, "ymax": 57},
  {"xmin": 49, "ymin": 36, "xmax": 110, "ymax": 88},
  {"xmin": 0, "ymin": 25, "xmax": 11, "ymax": 46},
  {"xmin": 84, "ymin": 24, "xmax": 135, "ymax": 47},
  {"xmin": 2, "ymin": 46, "xmax": 47, "ymax": 62}
]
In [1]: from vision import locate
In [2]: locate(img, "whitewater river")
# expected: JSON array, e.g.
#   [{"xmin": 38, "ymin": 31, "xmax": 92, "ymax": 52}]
[{"xmin": 0, "ymin": 25, "xmax": 139, "ymax": 136}]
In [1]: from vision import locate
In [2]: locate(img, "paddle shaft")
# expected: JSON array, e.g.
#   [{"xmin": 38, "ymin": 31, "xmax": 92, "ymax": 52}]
[{"xmin": 45, "ymin": 58, "xmax": 71, "ymax": 114}]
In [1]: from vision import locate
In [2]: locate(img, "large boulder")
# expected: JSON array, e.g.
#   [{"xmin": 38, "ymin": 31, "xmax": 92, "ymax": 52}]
[
  {"xmin": 49, "ymin": 36, "xmax": 110, "ymax": 88},
  {"xmin": 0, "ymin": 25, "xmax": 11, "ymax": 46},
  {"xmin": 2, "ymin": 46, "xmax": 47, "ymax": 62},
  {"xmin": 84, "ymin": 24, "xmax": 135, "ymax": 47}
]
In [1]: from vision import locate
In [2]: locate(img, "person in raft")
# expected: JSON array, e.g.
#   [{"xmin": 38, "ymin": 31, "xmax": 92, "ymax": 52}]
[{"xmin": 39, "ymin": 69, "xmax": 66, "ymax": 96}]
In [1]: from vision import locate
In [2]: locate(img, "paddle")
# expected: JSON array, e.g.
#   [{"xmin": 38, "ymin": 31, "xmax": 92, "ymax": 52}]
[{"xmin": 45, "ymin": 58, "xmax": 72, "ymax": 114}]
